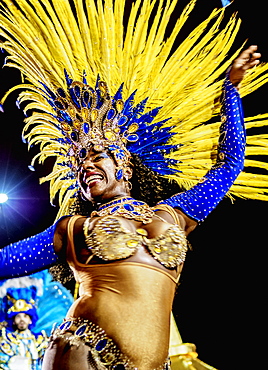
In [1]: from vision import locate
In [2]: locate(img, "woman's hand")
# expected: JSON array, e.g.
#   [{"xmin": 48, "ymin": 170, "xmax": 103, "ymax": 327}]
[{"xmin": 229, "ymin": 45, "xmax": 261, "ymax": 89}]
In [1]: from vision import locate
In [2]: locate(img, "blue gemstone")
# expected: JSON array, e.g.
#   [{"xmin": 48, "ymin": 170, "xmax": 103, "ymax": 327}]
[
  {"xmin": 57, "ymin": 88, "xmax": 66, "ymax": 98},
  {"xmin": 123, "ymin": 204, "xmax": 134, "ymax": 211},
  {"xmin": 111, "ymin": 206, "xmax": 120, "ymax": 213},
  {"xmin": 79, "ymin": 148, "xmax": 87, "ymax": 158},
  {"xmin": 71, "ymin": 131, "xmax": 78, "ymax": 142},
  {"xmin": 107, "ymin": 108, "xmax": 116, "ymax": 120},
  {"xmin": 55, "ymin": 100, "xmax": 65, "ymax": 110},
  {"xmin": 132, "ymin": 201, "xmax": 143, "ymax": 205},
  {"xmin": 118, "ymin": 116, "xmax": 128, "ymax": 126},
  {"xmin": 83, "ymin": 122, "xmax": 90, "ymax": 134},
  {"xmin": 115, "ymin": 169, "xmax": 123, "ymax": 181},
  {"xmin": 59, "ymin": 320, "xmax": 72, "ymax": 331},
  {"xmin": 95, "ymin": 338, "xmax": 108, "ymax": 351},
  {"xmin": 75, "ymin": 324, "xmax": 87, "ymax": 336},
  {"xmin": 126, "ymin": 134, "xmax": 139, "ymax": 142},
  {"xmin": 74, "ymin": 85, "xmax": 81, "ymax": 97},
  {"xmin": 83, "ymin": 90, "xmax": 89, "ymax": 103}
]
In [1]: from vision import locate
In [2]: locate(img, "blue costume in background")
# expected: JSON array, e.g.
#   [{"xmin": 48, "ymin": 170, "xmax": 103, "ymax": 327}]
[
  {"xmin": 0, "ymin": 271, "xmax": 73, "ymax": 369},
  {"xmin": 0, "ymin": 327, "xmax": 47, "ymax": 370}
]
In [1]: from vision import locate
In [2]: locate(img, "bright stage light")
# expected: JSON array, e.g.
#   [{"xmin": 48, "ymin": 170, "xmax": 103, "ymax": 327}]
[{"xmin": 0, "ymin": 193, "xmax": 8, "ymax": 203}]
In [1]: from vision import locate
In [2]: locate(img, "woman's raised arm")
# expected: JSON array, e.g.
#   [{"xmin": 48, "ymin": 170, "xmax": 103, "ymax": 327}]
[{"xmin": 158, "ymin": 46, "xmax": 260, "ymax": 232}]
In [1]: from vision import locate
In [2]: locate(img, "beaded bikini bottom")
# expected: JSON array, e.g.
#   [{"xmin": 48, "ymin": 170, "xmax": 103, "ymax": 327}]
[{"xmin": 51, "ymin": 317, "xmax": 171, "ymax": 370}]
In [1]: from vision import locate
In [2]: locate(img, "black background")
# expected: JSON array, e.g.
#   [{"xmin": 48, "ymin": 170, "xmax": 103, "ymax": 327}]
[{"xmin": 0, "ymin": 1, "xmax": 267, "ymax": 369}]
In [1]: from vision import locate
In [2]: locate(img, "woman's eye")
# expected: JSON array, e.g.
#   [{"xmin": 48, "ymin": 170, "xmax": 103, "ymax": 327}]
[{"xmin": 93, "ymin": 153, "xmax": 109, "ymax": 161}]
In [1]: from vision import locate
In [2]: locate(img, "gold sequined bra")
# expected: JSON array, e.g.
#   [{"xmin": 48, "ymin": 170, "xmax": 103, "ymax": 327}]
[{"xmin": 83, "ymin": 215, "xmax": 188, "ymax": 269}]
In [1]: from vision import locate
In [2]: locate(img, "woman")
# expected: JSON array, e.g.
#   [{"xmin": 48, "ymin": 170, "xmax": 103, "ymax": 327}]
[
  {"xmin": 0, "ymin": 0, "xmax": 268, "ymax": 369},
  {"xmin": 0, "ymin": 47, "xmax": 259, "ymax": 370},
  {"xmin": 43, "ymin": 48, "xmax": 261, "ymax": 369}
]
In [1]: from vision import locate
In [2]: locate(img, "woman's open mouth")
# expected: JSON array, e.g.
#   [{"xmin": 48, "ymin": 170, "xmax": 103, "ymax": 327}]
[{"xmin": 84, "ymin": 173, "xmax": 104, "ymax": 188}]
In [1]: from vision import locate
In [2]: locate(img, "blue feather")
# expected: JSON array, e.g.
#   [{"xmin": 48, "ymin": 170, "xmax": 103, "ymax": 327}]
[
  {"xmin": 64, "ymin": 69, "xmax": 73, "ymax": 86},
  {"xmin": 113, "ymin": 83, "xmax": 124, "ymax": 101}
]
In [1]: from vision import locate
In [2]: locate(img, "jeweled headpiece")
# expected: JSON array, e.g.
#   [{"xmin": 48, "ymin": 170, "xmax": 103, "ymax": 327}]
[
  {"xmin": 50, "ymin": 75, "xmax": 130, "ymax": 171},
  {"xmin": 42, "ymin": 71, "xmax": 177, "ymax": 181}
]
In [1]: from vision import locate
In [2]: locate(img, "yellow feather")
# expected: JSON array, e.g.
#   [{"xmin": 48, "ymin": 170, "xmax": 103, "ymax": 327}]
[{"xmin": 1, "ymin": 0, "xmax": 268, "ymax": 216}]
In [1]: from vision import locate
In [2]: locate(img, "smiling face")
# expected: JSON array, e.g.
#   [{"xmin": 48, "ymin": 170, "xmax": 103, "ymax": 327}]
[{"xmin": 78, "ymin": 147, "xmax": 132, "ymax": 203}]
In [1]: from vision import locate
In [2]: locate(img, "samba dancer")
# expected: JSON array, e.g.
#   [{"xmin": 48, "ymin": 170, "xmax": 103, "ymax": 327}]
[{"xmin": 1, "ymin": 0, "xmax": 268, "ymax": 369}]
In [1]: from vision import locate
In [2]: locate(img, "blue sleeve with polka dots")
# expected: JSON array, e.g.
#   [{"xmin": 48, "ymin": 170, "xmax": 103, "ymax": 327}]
[
  {"xmin": 159, "ymin": 77, "xmax": 246, "ymax": 222},
  {"xmin": 0, "ymin": 224, "xmax": 59, "ymax": 279}
]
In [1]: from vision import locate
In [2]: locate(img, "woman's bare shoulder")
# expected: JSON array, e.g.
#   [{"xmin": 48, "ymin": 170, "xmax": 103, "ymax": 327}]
[{"xmin": 154, "ymin": 206, "xmax": 197, "ymax": 236}]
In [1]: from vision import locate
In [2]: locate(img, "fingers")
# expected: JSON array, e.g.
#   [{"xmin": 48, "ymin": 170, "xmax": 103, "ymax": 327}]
[
  {"xmin": 233, "ymin": 45, "xmax": 261, "ymax": 70},
  {"xmin": 229, "ymin": 45, "xmax": 261, "ymax": 88}
]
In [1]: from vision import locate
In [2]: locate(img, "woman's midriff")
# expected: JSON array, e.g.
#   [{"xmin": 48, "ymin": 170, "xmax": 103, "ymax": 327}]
[{"xmin": 66, "ymin": 261, "xmax": 177, "ymax": 369}]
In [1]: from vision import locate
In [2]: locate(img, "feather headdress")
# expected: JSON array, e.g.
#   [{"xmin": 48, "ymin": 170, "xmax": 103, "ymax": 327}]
[{"xmin": 1, "ymin": 0, "xmax": 268, "ymax": 219}]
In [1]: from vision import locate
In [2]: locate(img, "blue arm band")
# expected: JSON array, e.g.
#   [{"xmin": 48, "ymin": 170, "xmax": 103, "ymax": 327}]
[
  {"xmin": 159, "ymin": 77, "xmax": 246, "ymax": 222},
  {"xmin": 0, "ymin": 224, "xmax": 59, "ymax": 279}
]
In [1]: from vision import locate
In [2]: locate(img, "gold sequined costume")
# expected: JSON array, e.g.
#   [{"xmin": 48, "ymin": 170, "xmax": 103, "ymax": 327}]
[{"xmin": 59, "ymin": 214, "xmax": 179, "ymax": 369}]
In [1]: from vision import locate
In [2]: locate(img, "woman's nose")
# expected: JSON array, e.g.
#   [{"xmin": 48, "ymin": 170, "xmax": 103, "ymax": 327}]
[{"xmin": 81, "ymin": 157, "xmax": 95, "ymax": 170}]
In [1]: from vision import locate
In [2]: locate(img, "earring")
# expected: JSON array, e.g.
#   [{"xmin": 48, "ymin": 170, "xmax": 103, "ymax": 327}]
[
  {"xmin": 124, "ymin": 175, "xmax": 132, "ymax": 192},
  {"xmin": 115, "ymin": 168, "xmax": 123, "ymax": 181},
  {"xmin": 126, "ymin": 180, "xmax": 132, "ymax": 192}
]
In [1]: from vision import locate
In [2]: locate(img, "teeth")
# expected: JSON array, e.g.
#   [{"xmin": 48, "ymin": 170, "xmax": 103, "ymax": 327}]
[{"xmin": 85, "ymin": 174, "xmax": 103, "ymax": 184}]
